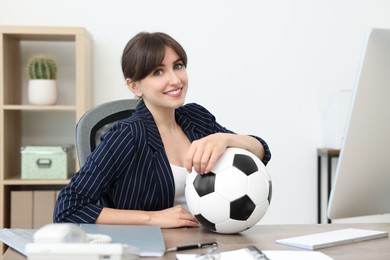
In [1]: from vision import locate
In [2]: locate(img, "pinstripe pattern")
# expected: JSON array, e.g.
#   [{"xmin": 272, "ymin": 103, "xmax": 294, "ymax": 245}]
[{"xmin": 54, "ymin": 100, "xmax": 271, "ymax": 223}]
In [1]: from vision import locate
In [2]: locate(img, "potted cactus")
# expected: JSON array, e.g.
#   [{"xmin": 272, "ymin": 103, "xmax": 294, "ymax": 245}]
[{"xmin": 27, "ymin": 55, "xmax": 58, "ymax": 105}]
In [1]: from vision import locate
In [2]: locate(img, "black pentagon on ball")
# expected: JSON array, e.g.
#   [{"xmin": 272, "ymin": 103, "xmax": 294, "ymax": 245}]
[
  {"xmin": 195, "ymin": 214, "xmax": 216, "ymax": 231},
  {"xmin": 268, "ymin": 180, "xmax": 272, "ymax": 204},
  {"xmin": 193, "ymin": 173, "xmax": 216, "ymax": 197},
  {"xmin": 230, "ymin": 195, "xmax": 256, "ymax": 220},
  {"xmin": 233, "ymin": 154, "xmax": 258, "ymax": 176}
]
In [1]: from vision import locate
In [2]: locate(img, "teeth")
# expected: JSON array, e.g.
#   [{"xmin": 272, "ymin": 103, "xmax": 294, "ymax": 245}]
[{"xmin": 167, "ymin": 89, "xmax": 180, "ymax": 95}]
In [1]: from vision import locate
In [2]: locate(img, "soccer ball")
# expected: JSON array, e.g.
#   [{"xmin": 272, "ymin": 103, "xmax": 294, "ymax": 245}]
[{"xmin": 185, "ymin": 147, "xmax": 272, "ymax": 234}]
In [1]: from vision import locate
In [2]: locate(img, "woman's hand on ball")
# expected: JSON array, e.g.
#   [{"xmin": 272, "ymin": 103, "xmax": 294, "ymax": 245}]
[{"xmin": 185, "ymin": 133, "xmax": 228, "ymax": 174}]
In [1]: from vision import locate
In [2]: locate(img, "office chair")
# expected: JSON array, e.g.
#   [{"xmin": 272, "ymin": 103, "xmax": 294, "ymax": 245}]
[{"xmin": 75, "ymin": 99, "xmax": 139, "ymax": 167}]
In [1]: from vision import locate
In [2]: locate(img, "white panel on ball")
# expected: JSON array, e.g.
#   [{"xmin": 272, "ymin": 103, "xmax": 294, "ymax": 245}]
[
  {"xmin": 199, "ymin": 193, "xmax": 230, "ymax": 223},
  {"xmin": 211, "ymin": 149, "xmax": 237, "ymax": 172},
  {"xmin": 247, "ymin": 171, "xmax": 270, "ymax": 205},
  {"xmin": 216, "ymin": 219, "xmax": 248, "ymax": 234},
  {"xmin": 184, "ymin": 183, "xmax": 201, "ymax": 215},
  {"xmin": 215, "ymin": 167, "xmax": 248, "ymax": 201},
  {"xmin": 246, "ymin": 202, "xmax": 270, "ymax": 227}
]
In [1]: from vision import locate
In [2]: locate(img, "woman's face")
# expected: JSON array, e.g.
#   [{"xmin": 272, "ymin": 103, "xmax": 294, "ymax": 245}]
[{"xmin": 129, "ymin": 46, "xmax": 188, "ymax": 112}]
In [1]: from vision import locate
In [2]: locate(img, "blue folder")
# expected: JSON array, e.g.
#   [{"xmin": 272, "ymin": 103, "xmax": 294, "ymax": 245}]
[{"xmin": 80, "ymin": 224, "xmax": 165, "ymax": 257}]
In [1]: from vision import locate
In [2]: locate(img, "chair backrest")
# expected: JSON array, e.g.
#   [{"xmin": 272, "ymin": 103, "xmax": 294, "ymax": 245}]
[{"xmin": 76, "ymin": 99, "xmax": 139, "ymax": 167}]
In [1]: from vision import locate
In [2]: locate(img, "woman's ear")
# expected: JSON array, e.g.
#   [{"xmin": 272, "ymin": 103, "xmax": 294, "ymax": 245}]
[{"xmin": 126, "ymin": 78, "xmax": 142, "ymax": 97}]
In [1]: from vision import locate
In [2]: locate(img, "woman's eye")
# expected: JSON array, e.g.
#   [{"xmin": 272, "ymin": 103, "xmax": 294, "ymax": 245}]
[
  {"xmin": 174, "ymin": 63, "xmax": 184, "ymax": 70},
  {"xmin": 153, "ymin": 70, "xmax": 163, "ymax": 76}
]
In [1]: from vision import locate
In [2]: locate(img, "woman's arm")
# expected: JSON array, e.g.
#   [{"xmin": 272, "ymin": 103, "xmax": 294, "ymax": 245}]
[
  {"xmin": 96, "ymin": 206, "xmax": 199, "ymax": 228},
  {"xmin": 185, "ymin": 133, "xmax": 265, "ymax": 174},
  {"xmin": 179, "ymin": 103, "xmax": 271, "ymax": 174}
]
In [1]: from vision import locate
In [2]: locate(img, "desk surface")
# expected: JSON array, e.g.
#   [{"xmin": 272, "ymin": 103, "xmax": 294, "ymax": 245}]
[{"xmin": 3, "ymin": 223, "xmax": 390, "ymax": 260}]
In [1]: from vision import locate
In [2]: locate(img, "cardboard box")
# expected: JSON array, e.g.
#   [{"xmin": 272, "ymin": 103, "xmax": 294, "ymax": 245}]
[
  {"xmin": 33, "ymin": 191, "xmax": 56, "ymax": 228},
  {"xmin": 11, "ymin": 190, "xmax": 60, "ymax": 229},
  {"xmin": 21, "ymin": 146, "xmax": 75, "ymax": 180},
  {"xmin": 11, "ymin": 191, "xmax": 33, "ymax": 228}
]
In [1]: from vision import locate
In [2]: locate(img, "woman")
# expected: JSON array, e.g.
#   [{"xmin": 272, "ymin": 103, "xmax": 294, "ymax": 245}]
[{"xmin": 54, "ymin": 32, "xmax": 271, "ymax": 228}]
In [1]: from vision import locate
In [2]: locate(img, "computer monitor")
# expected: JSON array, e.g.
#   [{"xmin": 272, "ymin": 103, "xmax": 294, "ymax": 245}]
[{"xmin": 327, "ymin": 28, "xmax": 390, "ymax": 219}]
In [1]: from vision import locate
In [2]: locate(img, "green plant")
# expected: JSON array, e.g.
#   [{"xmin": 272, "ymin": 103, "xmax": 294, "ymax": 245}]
[{"xmin": 27, "ymin": 55, "xmax": 58, "ymax": 80}]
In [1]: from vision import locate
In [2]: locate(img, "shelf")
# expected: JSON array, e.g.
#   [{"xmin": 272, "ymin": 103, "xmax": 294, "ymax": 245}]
[
  {"xmin": 0, "ymin": 26, "xmax": 92, "ymax": 250},
  {"xmin": 3, "ymin": 105, "xmax": 77, "ymax": 111},
  {"xmin": 0, "ymin": 25, "xmax": 91, "ymax": 40},
  {"xmin": 3, "ymin": 178, "xmax": 70, "ymax": 186}
]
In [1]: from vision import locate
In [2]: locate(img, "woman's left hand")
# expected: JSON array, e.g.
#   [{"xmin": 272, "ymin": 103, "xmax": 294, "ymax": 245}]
[{"xmin": 184, "ymin": 133, "xmax": 228, "ymax": 174}]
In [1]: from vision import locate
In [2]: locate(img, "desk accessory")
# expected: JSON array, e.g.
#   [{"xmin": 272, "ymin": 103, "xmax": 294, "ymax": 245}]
[
  {"xmin": 176, "ymin": 247, "xmax": 332, "ymax": 259},
  {"xmin": 26, "ymin": 243, "xmax": 138, "ymax": 260},
  {"xmin": 167, "ymin": 241, "xmax": 217, "ymax": 252},
  {"xmin": 276, "ymin": 228, "xmax": 388, "ymax": 250},
  {"xmin": 0, "ymin": 223, "xmax": 165, "ymax": 257},
  {"xmin": 0, "ymin": 228, "xmax": 35, "ymax": 255},
  {"xmin": 1, "ymin": 224, "xmax": 139, "ymax": 259},
  {"xmin": 80, "ymin": 224, "xmax": 165, "ymax": 257},
  {"xmin": 21, "ymin": 145, "xmax": 75, "ymax": 179}
]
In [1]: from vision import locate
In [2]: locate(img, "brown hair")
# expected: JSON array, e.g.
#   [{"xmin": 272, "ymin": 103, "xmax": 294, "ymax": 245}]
[{"xmin": 121, "ymin": 32, "xmax": 187, "ymax": 81}]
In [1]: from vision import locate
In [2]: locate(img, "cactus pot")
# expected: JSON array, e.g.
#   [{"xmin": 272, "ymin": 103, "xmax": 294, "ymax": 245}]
[{"xmin": 28, "ymin": 79, "xmax": 57, "ymax": 105}]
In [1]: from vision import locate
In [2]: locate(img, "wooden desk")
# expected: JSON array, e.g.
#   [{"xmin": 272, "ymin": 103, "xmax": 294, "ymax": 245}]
[{"xmin": 3, "ymin": 223, "xmax": 390, "ymax": 260}]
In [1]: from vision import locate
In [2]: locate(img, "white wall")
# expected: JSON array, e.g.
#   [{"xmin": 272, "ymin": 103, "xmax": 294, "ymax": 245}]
[{"xmin": 1, "ymin": 0, "xmax": 390, "ymax": 224}]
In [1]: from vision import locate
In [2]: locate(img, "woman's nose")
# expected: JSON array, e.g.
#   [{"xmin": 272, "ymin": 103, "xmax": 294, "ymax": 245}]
[{"xmin": 168, "ymin": 70, "xmax": 181, "ymax": 85}]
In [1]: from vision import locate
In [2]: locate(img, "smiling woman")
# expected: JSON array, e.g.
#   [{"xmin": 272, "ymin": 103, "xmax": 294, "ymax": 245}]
[{"xmin": 53, "ymin": 32, "xmax": 271, "ymax": 229}]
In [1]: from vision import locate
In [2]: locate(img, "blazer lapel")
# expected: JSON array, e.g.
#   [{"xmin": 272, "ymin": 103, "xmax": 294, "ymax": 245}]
[{"xmin": 135, "ymin": 100, "xmax": 164, "ymax": 151}]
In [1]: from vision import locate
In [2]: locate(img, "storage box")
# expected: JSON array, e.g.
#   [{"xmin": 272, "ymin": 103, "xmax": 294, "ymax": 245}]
[
  {"xmin": 11, "ymin": 191, "xmax": 33, "ymax": 228},
  {"xmin": 21, "ymin": 146, "xmax": 75, "ymax": 179}
]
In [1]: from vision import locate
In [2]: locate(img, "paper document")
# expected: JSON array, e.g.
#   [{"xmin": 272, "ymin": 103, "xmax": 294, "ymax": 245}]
[{"xmin": 176, "ymin": 248, "xmax": 333, "ymax": 260}]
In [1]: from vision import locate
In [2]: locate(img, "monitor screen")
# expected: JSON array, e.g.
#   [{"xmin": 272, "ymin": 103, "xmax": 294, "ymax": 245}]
[{"xmin": 327, "ymin": 28, "xmax": 390, "ymax": 219}]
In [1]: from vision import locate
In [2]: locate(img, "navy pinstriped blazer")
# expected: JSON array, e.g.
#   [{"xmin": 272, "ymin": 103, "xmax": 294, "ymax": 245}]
[{"xmin": 54, "ymin": 100, "xmax": 271, "ymax": 223}]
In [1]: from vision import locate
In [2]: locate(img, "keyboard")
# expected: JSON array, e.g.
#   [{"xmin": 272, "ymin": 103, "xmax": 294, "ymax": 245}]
[{"xmin": 276, "ymin": 228, "xmax": 388, "ymax": 250}]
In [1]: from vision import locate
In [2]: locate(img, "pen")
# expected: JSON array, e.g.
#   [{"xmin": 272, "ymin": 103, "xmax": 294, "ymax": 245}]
[
  {"xmin": 246, "ymin": 245, "xmax": 270, "ymax": 260},
  {"xmin": 166, "ymin": 241, "xmax": 218, "ymax": 252}
]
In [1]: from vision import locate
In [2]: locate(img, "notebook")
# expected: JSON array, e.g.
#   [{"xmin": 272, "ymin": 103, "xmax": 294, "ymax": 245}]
[
  {"xmin": 0, "ymin": 224, "xmax": 165, "ymax": 257},
  {"xmin": 275, "ymin": 228, "xmax": 388, "ymax": 250}
]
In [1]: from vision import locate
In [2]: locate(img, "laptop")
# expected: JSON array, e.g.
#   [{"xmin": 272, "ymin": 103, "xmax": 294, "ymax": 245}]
[{"xmin": 0, "ymin": 224, "xmax": 165, "ymax": 257}]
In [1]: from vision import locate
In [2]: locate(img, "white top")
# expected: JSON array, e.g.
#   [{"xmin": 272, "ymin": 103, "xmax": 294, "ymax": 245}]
[{"xmin": 170, "ymin": 164, "xmax": 189, "ymax": 209}]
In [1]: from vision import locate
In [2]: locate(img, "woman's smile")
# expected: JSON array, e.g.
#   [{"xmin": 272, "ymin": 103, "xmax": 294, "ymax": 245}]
[{"xmin": 164, "ymin": 87, "xmax": 183, "ymax": 97}]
